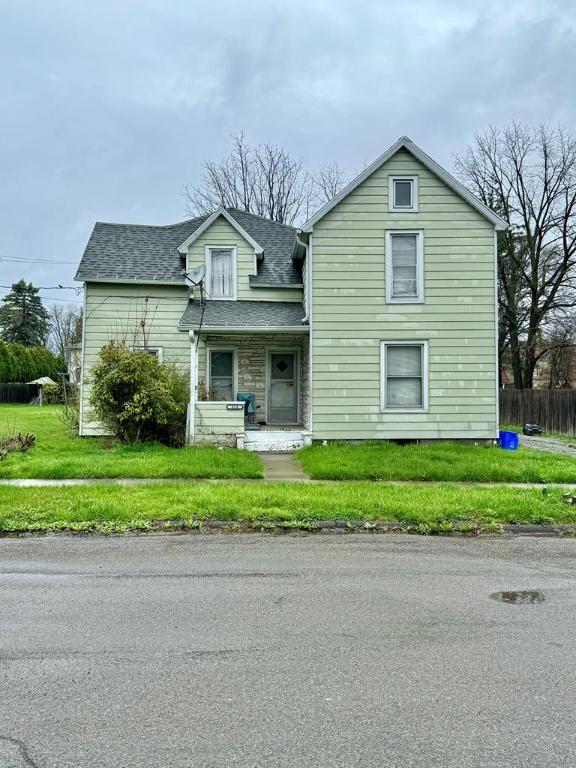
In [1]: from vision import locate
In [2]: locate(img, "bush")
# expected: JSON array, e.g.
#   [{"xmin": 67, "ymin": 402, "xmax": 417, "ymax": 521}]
[
  {"xmin": 0, "ymin": 342, "xmax": 64, "ymax": 383},
  {"xmin": 42, "ymin": 379, "xmax": 79, "ymax": 405},
  {"xmin": 57, "ymin": 395, "xmax": 81, "ymax": 438},
  {"xmin": 0, "ymin": 432, "xmax": 35, "ymax": 461},
  {"xmin": 89, "ymin": 342, "xmax": 189, "ymax": 445},
  {"xmin": 42, "ymin": 382, "xmax": 61, "ymax": 404}
]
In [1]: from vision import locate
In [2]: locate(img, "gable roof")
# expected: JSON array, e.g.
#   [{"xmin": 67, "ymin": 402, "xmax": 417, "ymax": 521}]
[
  {"xmin": 75, "ymin": 208, "xmax": 302, "ymax": 286},
  {"xmin": 75, "ymin": 216, "xmax": 207, "ymax": 284},
  {"xmin": 177, "ymin": 207, "xmax": 264, "ymax": 255},
  {"xmin": 301, "ymin": 136, "xmax": 508, "ymax": 232}
]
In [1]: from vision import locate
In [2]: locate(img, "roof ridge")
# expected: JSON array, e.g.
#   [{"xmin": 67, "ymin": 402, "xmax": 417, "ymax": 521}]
[
  {"xmin": 226, "ymin": 207, "xmax": 297, "ymax": 230},
  {"xmin": 94, "ymin": 215, "xmax": 208, "ymax": 230}
]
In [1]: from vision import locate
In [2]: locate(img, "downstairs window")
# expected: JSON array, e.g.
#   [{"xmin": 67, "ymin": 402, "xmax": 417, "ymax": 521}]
[{"xmin": 381, "ymin": 341, "xmax": 428, "ymax": 411}]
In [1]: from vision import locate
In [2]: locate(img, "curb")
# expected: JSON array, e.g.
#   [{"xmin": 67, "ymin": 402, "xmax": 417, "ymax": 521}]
[{"xmin": 1, "ymin": 520, "xmax": 575, "ymax": 538}]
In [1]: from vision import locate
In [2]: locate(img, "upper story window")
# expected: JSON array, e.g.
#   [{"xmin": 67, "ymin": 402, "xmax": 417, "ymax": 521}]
[
  {"xmin": 385, "ymin": 230, "xmax": 424, "ymax": 303},
  {"xmin": 206, "ymin": 247, "xmax": 236, "ymax": 300},
  {"xmin": 389, "ymin": 176, "xmax": 418, "ymax": 212}
]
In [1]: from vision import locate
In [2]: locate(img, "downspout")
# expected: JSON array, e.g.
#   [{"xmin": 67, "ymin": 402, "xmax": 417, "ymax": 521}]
[
  {"xmin": 78, "ymin": 283, "xmax": 88, "ymax": 436},
  {"xmin": 188, "ymin": 330, "xmax": 196, "ymax": 444},
  {"xmin": 297, "ymin": 233, "xmax": 310, "ymax": 323},
  {"xmin": 297, "ymin": 231, "xmax": 313, "ymax": 437}
]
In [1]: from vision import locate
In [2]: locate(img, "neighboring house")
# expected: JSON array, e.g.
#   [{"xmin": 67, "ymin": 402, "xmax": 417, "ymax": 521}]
[
  {"xmin": 65, "ymin": 342, "xmax": 82, "ymax": 384},
  {"xmin": 75, "ymin": 136, "xmax": 506, "ymax": 450}
]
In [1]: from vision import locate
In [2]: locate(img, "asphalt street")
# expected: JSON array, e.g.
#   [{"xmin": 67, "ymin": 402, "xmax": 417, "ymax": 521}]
[{"xmin": 0, "ymin": 533, "xmax": 575, "ymax": 767}]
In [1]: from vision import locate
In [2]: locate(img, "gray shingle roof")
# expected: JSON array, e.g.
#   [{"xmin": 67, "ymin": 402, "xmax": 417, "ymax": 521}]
[
  {"xmin": 75, "ymin": 208, "xmax": 303, "ymax": 286},
  {"xmin": 179, "ymin": 300, "xmax": 307, "ymax": 330},
  {"xmin": 75, "ymin": 217, "xmax": 207, "ymax": 283},
  {"xmin": 225, "ymin": 209, "xmax": 303, "ymax": 285}
]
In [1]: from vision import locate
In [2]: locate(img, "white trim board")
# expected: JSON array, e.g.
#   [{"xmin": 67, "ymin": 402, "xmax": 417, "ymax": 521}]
[
  {"xmin": 183, "ymin": 326, "xmax": 309, "ymax": 333},
  {"xmin": 301, "ymin": 136, "xmax": 508, "ymax": 232},
  {"xmin": 177, "ymin": 207, "xmax": 264, "ymax": 255}
]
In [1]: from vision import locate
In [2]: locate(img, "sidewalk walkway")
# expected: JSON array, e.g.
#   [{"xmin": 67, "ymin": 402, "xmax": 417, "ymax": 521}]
[{"xmin": 260, "ymin": 452, "xmax": 309, "ymax": 482}]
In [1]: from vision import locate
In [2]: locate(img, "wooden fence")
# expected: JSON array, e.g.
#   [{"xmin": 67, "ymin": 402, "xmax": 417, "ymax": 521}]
[
  {"xmin": 500, "ymin": 389, "xmax": 576, "ymax": 435},
  {"xmin": 0, "ymin": 383, "xmax": 40, "ymax": 405}
]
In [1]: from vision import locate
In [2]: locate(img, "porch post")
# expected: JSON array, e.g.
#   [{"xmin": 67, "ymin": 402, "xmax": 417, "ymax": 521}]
[{"xmin": 188, "ymin": 330, "xmax": 196, "ymax": 444}]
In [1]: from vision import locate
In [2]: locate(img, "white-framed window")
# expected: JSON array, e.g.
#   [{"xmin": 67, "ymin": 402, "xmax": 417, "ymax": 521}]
[
  {"xmin": 389, "ymin": 175, "xmax": 418, "ymax": 212},
  {"xmin": 207, "ymin": 348, "xmax": 237, "ymax": 400},
  {"xmin": 131, "ymin": 346, "xmax": 163, "ymax": 362},
  {"xmin": 380, "ymin": 341, "xmax": 429, "ymax": 412},
  {"xmin": 385, "ymin": 230, "xmax": 424, "ymax": 303},
  {"xmin": 205, "ymin": 246, "xmax": 236, "ymax": 300}
]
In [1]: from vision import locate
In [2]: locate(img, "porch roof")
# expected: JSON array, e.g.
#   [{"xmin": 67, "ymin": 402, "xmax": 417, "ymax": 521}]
[{"xmin": 179, "ymin": 300, "xmax": 308, "ymax": 331}]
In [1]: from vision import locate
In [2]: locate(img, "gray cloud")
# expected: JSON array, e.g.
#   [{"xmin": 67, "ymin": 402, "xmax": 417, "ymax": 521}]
[{"xmin": 0, "ymin": 0, "xmax": 574, "ymax": 307}]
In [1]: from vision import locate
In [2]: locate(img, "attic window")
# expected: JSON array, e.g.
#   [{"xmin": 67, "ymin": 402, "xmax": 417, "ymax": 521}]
[
  {"xmin": 389, "ymin": 176, "xmax": 418, "ymax": 212},
  {"xmin": 207, "ymin": 247, "xmax": 236, "ymax": 300}
]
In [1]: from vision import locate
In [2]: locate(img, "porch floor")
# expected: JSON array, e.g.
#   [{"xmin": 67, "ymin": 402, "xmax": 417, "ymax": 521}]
[{"xmin": 257, "ymin": 424, "xmax": 306, "ymax": 432}]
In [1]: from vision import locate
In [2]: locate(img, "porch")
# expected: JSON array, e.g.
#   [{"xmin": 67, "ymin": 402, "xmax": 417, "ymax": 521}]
[{"xmin": 186, "ymin": 327, "xmax": 310, "ymax": 450}]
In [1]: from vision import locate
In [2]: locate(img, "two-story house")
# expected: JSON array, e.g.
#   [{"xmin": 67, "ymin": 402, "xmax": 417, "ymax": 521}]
[{"xmin": 76, "ymin": 136, "xmax": 506, "ymax": 450}]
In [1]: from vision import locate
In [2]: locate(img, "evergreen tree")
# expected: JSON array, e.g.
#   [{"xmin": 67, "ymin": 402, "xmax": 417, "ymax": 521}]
[{"xmin": 0, "ymin": 279, "xmax": 49, "ymax": 347}]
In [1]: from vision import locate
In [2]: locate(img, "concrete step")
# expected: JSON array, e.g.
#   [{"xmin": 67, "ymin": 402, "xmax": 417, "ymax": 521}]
[{"xmin": 241, "ymin": 431, "xmax": 308, "ymax": 452}]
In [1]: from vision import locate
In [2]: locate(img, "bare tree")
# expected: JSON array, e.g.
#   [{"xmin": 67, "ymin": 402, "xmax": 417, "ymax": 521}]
[
  {"xmin": 185, "ymin": 133, "xmax": 347, "ymax": 226},
  {"xmin": 312, "ymin": 160, "xmax": 347, "ymax": 204},
  {"xmin": 535, "ymin": 315, "xmax": 576, "ymax": 388},
  {"xmin": 49, "ymin": 304, "xmax": 82, "ymax": 359},
  {"xmin": 455, "ymin": 124, "xmax": 576, "ymax": 388}
]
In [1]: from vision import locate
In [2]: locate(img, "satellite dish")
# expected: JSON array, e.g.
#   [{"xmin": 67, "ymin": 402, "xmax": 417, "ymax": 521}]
[{"xmin": 187, "ymin": 264, "xmax": 206, "ymax": 286}]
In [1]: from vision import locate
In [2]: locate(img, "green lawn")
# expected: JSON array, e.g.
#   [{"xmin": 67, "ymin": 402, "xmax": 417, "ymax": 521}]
[
  {"xmin": 0, "ymin": 481, "xmax": 574, "ymax": 533},
  {"xmin": 0, "ymin": 405, "xmax": 263, "ymax": 479},
  {"xmin": 296, "ymin": 440, "xmax": 576, "ymax": 483}
]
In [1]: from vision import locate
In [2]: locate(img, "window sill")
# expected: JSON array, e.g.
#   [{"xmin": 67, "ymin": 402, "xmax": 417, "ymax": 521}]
[
  {"xmin": 387, "ymin": 297, "xmax": 424, "ymax": 304},
  {"xmin": 380, "ymin": 408, "xmax": 429, "ymax": 414}
]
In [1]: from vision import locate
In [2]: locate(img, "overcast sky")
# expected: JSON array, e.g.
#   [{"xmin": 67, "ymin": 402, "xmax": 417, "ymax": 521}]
[{"xmin": 0, "ymin": 0, "xmax": 574, "ymax": 309}]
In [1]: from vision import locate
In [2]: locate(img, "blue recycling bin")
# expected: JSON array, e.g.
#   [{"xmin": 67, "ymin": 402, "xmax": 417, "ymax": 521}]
[{"xmin": 499, "ymin": 430, "xmax": 519, "ymax": 451}]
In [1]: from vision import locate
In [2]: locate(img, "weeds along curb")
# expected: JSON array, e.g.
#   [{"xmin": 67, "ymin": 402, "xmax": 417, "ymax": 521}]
[{"xmin": 1, "ymin": 519, "xmax": 575, "ymax": 538}]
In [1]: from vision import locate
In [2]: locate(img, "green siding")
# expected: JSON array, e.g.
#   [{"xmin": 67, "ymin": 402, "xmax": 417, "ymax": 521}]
[
  {"xmin": 80, "ymin": 282, "xmax": 190, "ymax": 435},
  {"xmin": 186, "ymin": 216, "xmax": 302, "ymax": 303},
  {"xmin": 310, "ymin": 148, "xmax": 498, "ymax": 440}
]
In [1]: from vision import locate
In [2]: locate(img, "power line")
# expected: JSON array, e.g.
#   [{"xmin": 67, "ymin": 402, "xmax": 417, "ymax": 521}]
[
  {"xmin": 0, "ymin": 285, "xmax": 80, "ymax": 292},
  {"xmin": 0, "ymin": 257, "xmax": 77, "ymax": 264},
  {"xmin": 41, "ymin": 296, "xmax": 83, "ymax": 304}
]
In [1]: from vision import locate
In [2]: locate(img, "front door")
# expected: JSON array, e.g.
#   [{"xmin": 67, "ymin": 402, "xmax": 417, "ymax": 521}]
[{"xmin": 268, "ymin": 351, "xmax": 298, "ymax": 424}]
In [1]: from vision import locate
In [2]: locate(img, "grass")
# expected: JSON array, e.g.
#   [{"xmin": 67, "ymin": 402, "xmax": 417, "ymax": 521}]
[
  {"xmin": 0, "ymin": 481, "xmax": 574, "ymax": 533},
  {"xmin": 296, "ymin": 440, "xmax": 576, "ymax": 483},
  {"xmin": 0, "ymin": 405, "xmax": 263, "ymax": 479}
]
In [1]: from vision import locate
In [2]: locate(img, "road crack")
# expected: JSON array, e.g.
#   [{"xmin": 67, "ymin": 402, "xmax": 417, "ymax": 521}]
[{"xmin": 0, "ymin": 735, "xmax": 40, "ymax": 767}]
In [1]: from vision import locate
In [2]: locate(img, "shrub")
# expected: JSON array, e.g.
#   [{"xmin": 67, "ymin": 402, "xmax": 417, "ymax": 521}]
[
  {"xmin": 42, "ymin": 382, "xmax": 61, "ymax": 404},
  {"xmin": 89, "ymin": 342, "xmax": 189, "ymax": 445},
  {"xmin": 0, "ymin": 341, "xmax": 64, "ymax": 383},
  {"xmin": 57, "ymin": 392, "xmax": 81, "ymax": 438},
  {"xmin": 42, "ymin": 380, "xmax": 79, "ymax": 405},
  {"xmin": 0, "ymin": 432, "xmax": 36, "ymax": 461}
]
